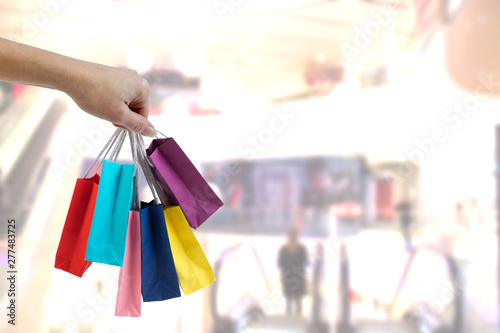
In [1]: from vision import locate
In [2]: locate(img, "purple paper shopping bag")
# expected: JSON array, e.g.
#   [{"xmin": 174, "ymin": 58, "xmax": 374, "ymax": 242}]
[{"xmin": 146, "ymin": 138, "xmax": 223, "ymax": 229}]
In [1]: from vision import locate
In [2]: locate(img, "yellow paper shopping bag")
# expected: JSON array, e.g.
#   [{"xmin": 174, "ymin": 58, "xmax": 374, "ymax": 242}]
[{"xmin": 164, "ymin": 206, "xmax": 216, "ymax": 295}]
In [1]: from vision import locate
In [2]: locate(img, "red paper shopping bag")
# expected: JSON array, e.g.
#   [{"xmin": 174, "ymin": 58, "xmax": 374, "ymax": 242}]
[{"xmin": 54, "ymin": 174, "xmax": 99, "ymax": 277}]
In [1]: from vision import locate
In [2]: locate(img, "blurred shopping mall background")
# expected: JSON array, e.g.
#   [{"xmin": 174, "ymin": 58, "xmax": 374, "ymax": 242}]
[{"xmin": 2, "ymin": 0, "xmax": 500, "ymax": 332}]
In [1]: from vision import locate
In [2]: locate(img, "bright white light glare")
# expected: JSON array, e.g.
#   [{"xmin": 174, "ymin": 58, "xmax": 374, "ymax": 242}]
[
  {"xmin": 162, "ymin": 95, "xmax": 189, "ymax": 116},
  {"xmin": 387, "ymin": 51, "xmax": 419, "ymax": 79},
  {"xmin": 316, "ymin": 53, "xmax": 325, "ymax": 62},
  {"xmin": 125, "ymin": 46, "xmax": 154, "ymax": 73},
  {"xmin": 447, "ymin": 0, "xmax": 464, "ymax": 17},
  {"xmin": 174, "ymin": 45, "xmax": 205, "ymax": 77}
]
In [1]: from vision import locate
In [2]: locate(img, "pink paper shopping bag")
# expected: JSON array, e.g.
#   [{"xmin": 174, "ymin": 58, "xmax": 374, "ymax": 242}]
[{"xmin": 115, "ymin": 211, "xmax": 141, "ymax": 317}]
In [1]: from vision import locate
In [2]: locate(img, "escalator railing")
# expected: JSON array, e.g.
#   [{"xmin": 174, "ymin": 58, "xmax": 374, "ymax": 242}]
[
  {"xmin": 390, "ymin": 247, "xmax": 463, "ymax": 333},
  {"xmin": 338, "ymin": 243, "xmax": 463, "ymax": 333},
  {"xmin": 0, "ymin": 89, "xmax": 65, "ymax": 239},
  {"xmin": 210, "ymin": 243, "xmax": 274, "ymax": 333},
  {"xmin": 211, "ymin": 241, "xmax": 328, "ymax": 333}
]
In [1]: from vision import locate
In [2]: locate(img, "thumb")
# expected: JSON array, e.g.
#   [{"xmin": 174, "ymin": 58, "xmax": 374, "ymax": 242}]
[{"xmin": 114, "ymin": 107, "xmax": 156, "ymax": 137}]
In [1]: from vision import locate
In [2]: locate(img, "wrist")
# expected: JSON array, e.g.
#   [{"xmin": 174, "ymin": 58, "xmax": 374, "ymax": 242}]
[{"xmin": 49, "ymin": 56, "xmax": 92, "ymax": 96}]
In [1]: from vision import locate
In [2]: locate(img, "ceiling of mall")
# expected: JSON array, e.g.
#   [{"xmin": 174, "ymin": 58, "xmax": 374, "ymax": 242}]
[{"xmin": 0, "ymin": 0, "xmax": 442, "ymax": 104}]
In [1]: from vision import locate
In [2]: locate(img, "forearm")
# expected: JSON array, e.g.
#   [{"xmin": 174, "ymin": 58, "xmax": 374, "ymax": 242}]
[
  {"xmin": 0, "ymin": 37, "xmax": 155, "ymax": 136},
  {"xmin": 0, "ymin": 37, "xmax": 85, "ymax": 94}
]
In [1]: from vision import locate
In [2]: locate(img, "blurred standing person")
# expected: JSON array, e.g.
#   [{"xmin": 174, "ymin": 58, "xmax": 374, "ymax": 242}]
[
  {"xmin": 396, "ymin": 197, "xmax": 413, "ymax": 251},
  {"xmin": 467, "ymin": 198, "xmax": 483, "ymax": 230},
  {"xmin": 278, "ymin": 229, "xmax": 308, "ymax": 317},
  {"xmin": 455, "ymin": 199, "xmax": 483, "ymax": 232},
  {"xmin": 455, "ymin": 201, "xmax": 469, "ymax": 231}
]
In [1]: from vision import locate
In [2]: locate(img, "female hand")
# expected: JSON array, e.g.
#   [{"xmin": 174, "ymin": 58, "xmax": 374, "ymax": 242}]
[{"xmin": 63, "ymin": 63, "xmax": 156, "ymax": 137}]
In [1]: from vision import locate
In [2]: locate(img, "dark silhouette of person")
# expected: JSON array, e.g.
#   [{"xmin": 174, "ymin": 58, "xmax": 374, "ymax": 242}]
[
  {"xmin": 278, "ymin": 229, "xmax": 308, "ymax": 317},
  {"xmin": 396, "ymin": 197, "xmax": 413, "ymax": 251}
]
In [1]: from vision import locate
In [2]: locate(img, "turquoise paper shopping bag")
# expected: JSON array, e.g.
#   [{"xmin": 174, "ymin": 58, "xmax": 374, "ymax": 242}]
[{"xmin": 85, "ymin": 160, "xmax": 135, "ymax": 266}]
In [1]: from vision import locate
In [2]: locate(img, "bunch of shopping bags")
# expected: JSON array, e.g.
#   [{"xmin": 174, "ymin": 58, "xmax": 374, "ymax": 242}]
[{"xmin": 54, "ymin": 128, "xmax": 223, "ymax": 317}]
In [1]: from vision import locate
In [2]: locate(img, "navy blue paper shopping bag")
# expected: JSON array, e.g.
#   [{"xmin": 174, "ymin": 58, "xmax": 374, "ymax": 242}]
[{"xmin": 140, "ymin": 200, "xmax": 181, "ymax": 302}]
